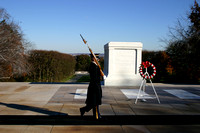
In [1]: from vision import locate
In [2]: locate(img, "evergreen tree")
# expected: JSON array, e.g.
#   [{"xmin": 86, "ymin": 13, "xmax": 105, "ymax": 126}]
[
  {"xmin": 166, "ymin": 0, "xmax": 200, "ymax": 83},
  {"xmin": 189, "ymin": 0, "xmax": 200, "ymax": 34}
]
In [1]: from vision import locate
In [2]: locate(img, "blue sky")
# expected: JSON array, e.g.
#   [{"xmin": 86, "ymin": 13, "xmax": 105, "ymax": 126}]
[{"xmin": 0, "ymin": 0, "xmax": 196, "ymax": 53}]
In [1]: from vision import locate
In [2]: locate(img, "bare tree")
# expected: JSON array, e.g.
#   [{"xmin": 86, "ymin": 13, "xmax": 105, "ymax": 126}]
[
  {"xmin": 0, "ymin": 8, "xmax": 31, "ymax": 78},
  {"xmin": 163, "ymin": 0, "xmax": 200, "ymax": 83}
]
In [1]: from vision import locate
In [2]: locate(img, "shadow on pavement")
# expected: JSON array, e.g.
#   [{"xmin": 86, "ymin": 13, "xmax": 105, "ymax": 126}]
[{"xmin": 0, "ymin": 102, "xmax": 67, "ymax": 116}]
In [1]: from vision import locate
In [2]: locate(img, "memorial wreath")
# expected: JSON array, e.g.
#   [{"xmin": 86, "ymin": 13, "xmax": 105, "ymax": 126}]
[{"xmin": 139, "ymin": 61, "xmax": 156, "ymax": 79}]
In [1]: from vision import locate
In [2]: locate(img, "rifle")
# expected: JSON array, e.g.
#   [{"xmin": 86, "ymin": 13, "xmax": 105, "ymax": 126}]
[{"xmin": 80, "ymin": 34, "xmax": 105, "ymax": 77}]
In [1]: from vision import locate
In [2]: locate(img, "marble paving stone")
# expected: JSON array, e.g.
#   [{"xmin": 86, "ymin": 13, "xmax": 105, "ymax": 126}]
[
  {"xmin": 0, "ymin": 103, "xmax": 7, "ymax": 110},
  {"xmin": 102, "ymin": 91, "xmax": 115, "ymax": 100},
  {"xmin": 112, "ymin": 94, "xmax": 127, "ymax": 101},
  {"xmin": 17, "ymin": 102, "xmax": 47, "ymax": 107},
  {"xmin": 102, "ymin": 99, "xmax": 117, "ymax": 104},
  {"xmin": 102, "ymin": 89, "xmax": 117, "ymax": 104},
  {"xmin": 188, "ymin": 103, "xmax": 200, "ymax": 111},
  {"xmin": 60, "ymin": 104, "xmax": 89, "ymax": 115},
  {"xmin": 121, "ymin": 89, "xmax": 154, "ymax": 99},
  {"xmin": 51, "ymin": 93, "xmax": 65, "ymax": 98},
  {"xmin": 0, "ymin": 108, "xmax": 29, "ymax": 115},
  {"xmin": 122, "ymin": 125, "xmax": 151, "ymax": 133},
  {"xmin": 22, "ymin": 111, "xmax": 40, "ymax": 115},
  {"xmin": 111, "ymin": 104, "xmax": 135, "ymax": 115},
  {"xmin": 24, "ymin": 125, "xmax": 53, "ymax": 133},
  {"xmin": 74, "ymin": 89, "xmax": 87, "ymax": 99},
  {"xmin": 99, "ymin": 104, "xmax": 115, "ymax": 115},
  {"xmin": 0, "ymin": 94, "xmax": 10, "ymax": 102},
  {"xmin": 2, "ymin": 94, "xmax": 25, "ymax": 102},
  {"xmin": 49, "ymin": 87, "xmax": 77, "ymax": 103},
  {"xmin": 0, "ymin": 125, "xmax": 28, "ymax": 133},
  {"xmin": 0, "ymin": 85, "xmax": 20, "ymax": 93},
  {"xmin": 0, "ymin": 102, "xmax": 49, "ymax": 115},
  {"xmin": 51, "ymin": 126, "xmax": 124, "ymax": 133},
  {"xmin": 146, "ymin": 125, "xmax": 200, "ymax": 133},
  {"xmin": 111, "ymin": 90, "xmax": 127, "ymax": 101},
  {"xmin": 130, "ymin": 103, "xmax": 182, "ymax": 115},
  {"xmin": 43, "ymin": 103, "xmax": 64, "ymax": 112},
  {"xmin": 0, "ymin": 107, "xmax": 49, "ymax": 115},
  {"xmin": 116, "ymin": 100, "xmax": 132, "ymax": 105},
  {"xmin": 14, "ymin": 86, "xmax": 30, "ymax": 92},
  {"xmin": 34, "ymin": 103, "xmax": 66, "ymax": 116},
  {"xmin": 63, "ymin": 93, "xmax": 74, "ymax": 101},
  {"xmin": 3, "ymin": 86, "xmax": 59, "ymax": 103},
  {"xmin": 170, "ymin": 104, "xmax": 200, "ymax": 115},
  {"xmin": 164, "ymin": 89, "xmax": 200, "ymax": 99}
]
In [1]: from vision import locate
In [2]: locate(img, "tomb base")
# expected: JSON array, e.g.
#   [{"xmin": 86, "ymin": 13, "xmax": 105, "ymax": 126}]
[{"xmin": 104, "ymin": 74, "xmax": 142, "ymax": 86}]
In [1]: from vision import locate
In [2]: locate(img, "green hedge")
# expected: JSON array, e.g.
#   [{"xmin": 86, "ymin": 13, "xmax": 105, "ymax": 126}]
[{"xmin": 27, "ymin": 50, "xmax": 76, "ymax": 82}]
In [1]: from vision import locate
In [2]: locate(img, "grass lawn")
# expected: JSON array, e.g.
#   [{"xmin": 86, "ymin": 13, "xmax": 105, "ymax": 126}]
[{"xmin": 77, "ymin": 75, "xmax": 90, "ymax": 82}]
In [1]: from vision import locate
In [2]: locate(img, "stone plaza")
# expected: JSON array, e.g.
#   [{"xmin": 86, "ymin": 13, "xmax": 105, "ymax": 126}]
[{"xmin": 0, "ymin": 82, "xmax": 199, "ymax": 132}]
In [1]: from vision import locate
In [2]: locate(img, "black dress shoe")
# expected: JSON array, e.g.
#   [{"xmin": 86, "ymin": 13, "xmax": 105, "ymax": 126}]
[
  {"xmin": 80, "ymin": 108, "xmax": 85, "ymax": 117},
  {"xmin": 98, "ymin": 115, "xmax": 102, "ymax": 120},
  {"xmin": 94, "ymin": 114, "xmax": 102, "ymax": 120}
]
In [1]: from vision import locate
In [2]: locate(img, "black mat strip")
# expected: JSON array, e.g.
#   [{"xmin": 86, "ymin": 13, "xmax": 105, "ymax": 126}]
[{"xmin": 0, "ymin": 115, "xmax": 199, "ymax": 125}]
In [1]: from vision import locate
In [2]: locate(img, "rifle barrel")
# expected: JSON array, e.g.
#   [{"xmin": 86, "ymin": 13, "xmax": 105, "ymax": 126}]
[{"xmin": 80, "ymin": 34, "xmax": 105, "ymax": 77}]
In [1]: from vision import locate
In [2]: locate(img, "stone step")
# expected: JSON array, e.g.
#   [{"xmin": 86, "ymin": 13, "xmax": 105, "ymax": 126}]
[{"xmin": 0, "ymin": 115, "xmax": 199, "ymax": 125}]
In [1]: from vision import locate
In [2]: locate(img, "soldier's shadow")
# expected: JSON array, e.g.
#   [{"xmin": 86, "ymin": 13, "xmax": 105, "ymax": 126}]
[
  {"xmin": 0, "ymin": 102, "xmax": 67, "ymax": 116},
  {"xmin": 0, "ymin": 102, "xmax": 198, "ymax": 125}
]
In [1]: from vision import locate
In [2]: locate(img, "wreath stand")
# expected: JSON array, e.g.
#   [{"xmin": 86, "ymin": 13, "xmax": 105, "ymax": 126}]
[{"xmin": 135, "ymin": 67, "xmax": 161, "ymax": 104}]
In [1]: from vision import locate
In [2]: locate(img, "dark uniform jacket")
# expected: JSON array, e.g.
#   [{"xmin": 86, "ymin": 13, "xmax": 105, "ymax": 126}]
[{"xmin": 85, "ymin": 62, "xmax": 102, "ymax": 106}]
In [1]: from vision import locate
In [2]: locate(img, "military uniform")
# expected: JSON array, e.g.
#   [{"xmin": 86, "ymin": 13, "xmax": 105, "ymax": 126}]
[{"xmin": 80, "ymin": 57, "xmax": 102, "ymax": 119}]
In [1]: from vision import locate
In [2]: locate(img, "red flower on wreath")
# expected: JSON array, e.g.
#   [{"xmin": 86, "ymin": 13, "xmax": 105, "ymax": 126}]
[
  {"xmin": 142, "ymin": 61, "xmax": 150, "ymax": 68},
  {"xmin": 139, "ymin": 61, "xmax": 156, "ymax": 79}
]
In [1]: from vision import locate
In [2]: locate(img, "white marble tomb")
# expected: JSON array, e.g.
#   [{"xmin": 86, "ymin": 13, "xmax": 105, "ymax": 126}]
[{"xmin": 104, "ymin": 42, "xmax": 143, "ymax": 86}]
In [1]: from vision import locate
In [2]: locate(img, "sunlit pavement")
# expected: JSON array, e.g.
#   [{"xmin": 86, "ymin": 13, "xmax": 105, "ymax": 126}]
[{"xmin": 0, "ymin": 82, "xmax": 199, "ymax": 133}]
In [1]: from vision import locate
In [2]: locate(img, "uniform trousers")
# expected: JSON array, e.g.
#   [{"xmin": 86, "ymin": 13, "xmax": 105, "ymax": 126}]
[{"xmin": 80, "ymin": 105, "xmax": 101, "ymax": 119}]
